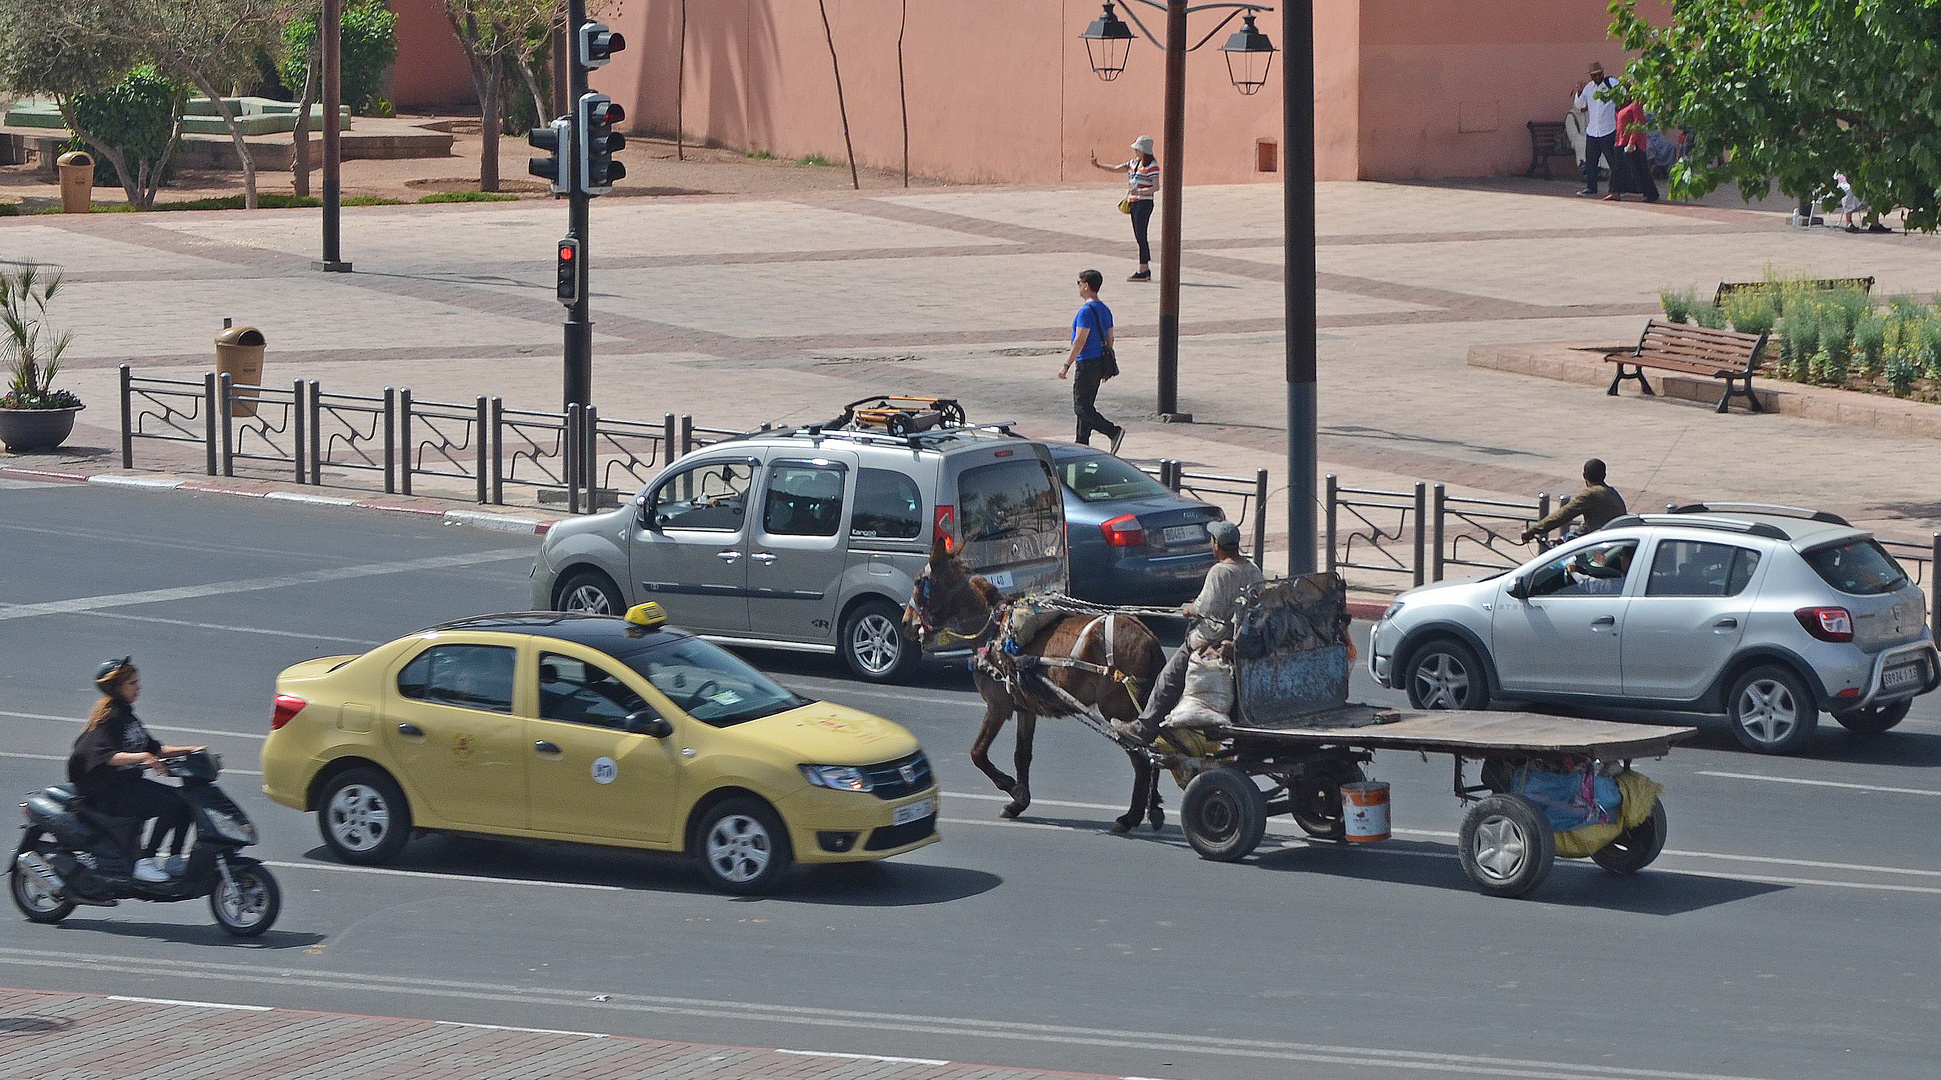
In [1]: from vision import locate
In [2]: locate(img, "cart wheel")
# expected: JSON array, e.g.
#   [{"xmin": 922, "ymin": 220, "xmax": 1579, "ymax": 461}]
[
  {"xmin": 1458, "ymin": 794, "xmax": 1555, "ymax": 898},
  {"xmin": 1591, "ymin": 798, "xmax": 1668, "ymax": 876},
  {"xmin": 1288, "ymin": 759, "xmax": 1365, "ymax": 841},
  {"xmin": 1181, "ymin": 767, "xmax": 1268, "ymax": 862}
]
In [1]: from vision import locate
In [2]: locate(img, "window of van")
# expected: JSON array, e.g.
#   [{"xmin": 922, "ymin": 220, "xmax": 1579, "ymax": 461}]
[
  {"xmin": 958, "ymin": 459, "xmax": 1060, "ymax": 544},
  {"xmin": 851, "ymin": 468, "xmax": 922, "ymax": 539}
]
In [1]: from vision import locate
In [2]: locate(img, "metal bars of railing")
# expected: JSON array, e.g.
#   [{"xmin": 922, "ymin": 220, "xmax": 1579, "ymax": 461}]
[
  {"xmin": 1433, "ymin": 484, "xmax": 1549, "ymax": 581},
  {"xmin": 119, "ymin": 366, "xmax": 214, "ymax": 473},
  {"xmin": 497, "ymin": 403, "xmax": 570, "ymax": 507},
  {"xmin": 1326, "ymin": 476, "xmax": 1429, "ymax": 586},
  {"xmin": 1138, "ymin": 459, "xmax": 1272, "ymax": 569},
  {"xmin": 217, "ymin": 374, "xmax": 305, "ymax": 483},
  {"xmin": 397, "ymin": 390, "xmax": 490, "ymax": 503},
  {"xmin": 305, "ymin": 384, "xmax": 395, "ymax": 493}
]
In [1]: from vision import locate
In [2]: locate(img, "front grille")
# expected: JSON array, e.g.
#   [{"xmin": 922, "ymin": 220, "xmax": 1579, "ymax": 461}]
[
  {"xmin": 862, "ymin": 751, "xmax": 933, "ymax": 800},
  {"xmin": 864, "ymin": 814, "xmax": 937, "ymax": 850}
]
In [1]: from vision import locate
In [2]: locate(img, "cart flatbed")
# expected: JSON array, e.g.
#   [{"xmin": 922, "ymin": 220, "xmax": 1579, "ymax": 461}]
[{"xmin": 1224, "ymin": 711, "xmax": 1696, "ymax": 760}]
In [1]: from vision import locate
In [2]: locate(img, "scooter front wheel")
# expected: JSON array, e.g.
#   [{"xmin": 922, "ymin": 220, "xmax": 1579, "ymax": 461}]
[
  {"xmin": 12, "ymin": 836, "xmax": 75, "ymax": 924},
  {"xmin": 210, "ymin": 862, "xmax": 280, "ymax": 937}
]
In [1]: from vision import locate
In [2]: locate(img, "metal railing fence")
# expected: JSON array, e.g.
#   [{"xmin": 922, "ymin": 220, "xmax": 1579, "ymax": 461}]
[{"xmin": 1138, "ymin": 459, "xmax": 1271, "ymax": 569}]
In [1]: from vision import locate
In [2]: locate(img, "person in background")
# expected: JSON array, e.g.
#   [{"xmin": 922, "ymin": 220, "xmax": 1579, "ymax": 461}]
[
  {"xmin": 1573, "ymin": 62, "xmax": 1620, "ymax": 197},
  {"xmin": 1092, "ymin": 136, "xmax": 1159, "ymax": 281},
  {"xmin": 1058, "ymin": 269, "xmax": 1124, "ymax": 454},
  {"xmin": 1607, "ymin": 84, "xmax": 1659, "ymax": 203},
  {"xmin": 1521, "ymin": 458, "xmax": 1629, "ymax": 544}
]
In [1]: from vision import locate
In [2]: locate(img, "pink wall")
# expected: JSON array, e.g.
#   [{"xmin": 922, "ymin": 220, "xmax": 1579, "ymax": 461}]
[{"xmin": 389, "ymin": 0, "xmax": 477, "ymax": 111}]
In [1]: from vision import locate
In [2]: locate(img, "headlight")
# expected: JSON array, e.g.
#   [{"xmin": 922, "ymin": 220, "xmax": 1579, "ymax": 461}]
[
  {"xmin": 1380, "ymin": 601, "xmax": 1404, "ymax": 622},
  {"xmin": 202, "ymin": 808, "xmax": 257, "ymax": 845},
  {"xmin": 800, "ymin": 765, "xmax": 873, "ymax": 792}
]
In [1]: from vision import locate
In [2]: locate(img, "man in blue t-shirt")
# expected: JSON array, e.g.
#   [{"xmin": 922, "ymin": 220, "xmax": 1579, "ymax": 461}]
[{"xmin": 1058, "ymin": 269, "xmax": 1124, "ymax": 454}]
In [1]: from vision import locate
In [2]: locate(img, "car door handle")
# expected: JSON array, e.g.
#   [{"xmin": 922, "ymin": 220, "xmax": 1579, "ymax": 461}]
[
  {"xmin": 750, "ymin": 552, "xmax": 777, "ymax": 565},
  {"xmin": 397, "ymin": 723, "xmax": 424, "ymax": 738},
  {"xmin": 715, "ymin": 549, "xmax": 741, "ymax": 563},
  {"xmin": 1714, "ymin": 617, "xmax": 1738, "ymax": 629},
  {"xmin": 534, "ymin": 741, "xmax": 561, "ymax": 755},
  {"xmin": 1591, "ymin": 616, "xmax": 1616, "ymax": 627}
]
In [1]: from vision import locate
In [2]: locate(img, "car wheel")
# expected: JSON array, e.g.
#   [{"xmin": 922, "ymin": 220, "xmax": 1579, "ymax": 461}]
[
  {"xmin": 1458, "ymin": 793, "xmax": 1555, "ymax": 899},
  {"xmin": 1180, "ymin": 767, "xmax": 1268, "ymax": 862},
  {"xmin": 1590, "ymin": 798, "xmax": 1668, "ymax": 876},
  {"xmin": 209, "ymin": 862, "xmax": 281, "ymax": 937},
  {"xmin": 695, "ymin": 798, "xmax": 792, "ymax": 895},
  {"xmin": 1727, "ymin": 665, "xmax": 1818, "ymax": 754},
  {"xmin": 1833, "ymin": 699, "xmax": 1912, "ymax": 736},
  {"xmin": 1405, "ymin": 638, "xmax": 1491, "ymax": 711},
  {"xmin": 318, "ymin": 768, "xmax": 413, "ymax": 865},
  {"xmin": 841, "ymin": 598, "xmax": 917, "ymax": 683},
  {"xmin": 11, "ymin": 833, "xmax": 74, "ymax": 925},
  {"xmin": 555, "ymin": 568, "xmax": 625, "ymax": 615}
]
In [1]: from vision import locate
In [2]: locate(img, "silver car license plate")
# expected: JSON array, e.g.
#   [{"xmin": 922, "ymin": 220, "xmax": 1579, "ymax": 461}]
[
  {"xmin": 1882, "ymin": 663, "xmax": 1923, "ymax": 691},
  {"xmin": 1163, "ymin": 524, "xmax": 1205, "ymax": 546}
]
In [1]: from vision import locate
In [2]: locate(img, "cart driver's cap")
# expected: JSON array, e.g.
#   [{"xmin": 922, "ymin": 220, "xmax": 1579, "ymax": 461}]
[{"xmin": 1208, "ymin": 521, "xmax": 1242, "ymax": 549}]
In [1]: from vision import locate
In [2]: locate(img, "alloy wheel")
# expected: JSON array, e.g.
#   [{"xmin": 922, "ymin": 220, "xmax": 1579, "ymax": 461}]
[
  {"xmin": 705, "ymin": 813, "xmax": 773, "ymax": 884},
  {"xmin": 850, "ymin": 613, "xmax": 902, "ymax": 676},
  {"xmin": 1414, "ymin": 652, "xmax": 1470, "ymax": 709},
  {"xmin": 564, "ymin": 584, "xmax": 614, "ymax": 614},
  {"xmin": 1737, "ymin": 678, "xmax": 1799, "ymax": 745},
  {"xmin": 325, "ymin": 784, "xmax": 392, "ymax": 853}
]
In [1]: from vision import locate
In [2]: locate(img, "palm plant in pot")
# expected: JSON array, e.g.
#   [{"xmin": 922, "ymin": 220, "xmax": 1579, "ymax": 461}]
[{"xmin": 0, "ymin": 263, "xmax": 81, "ymax": 454}]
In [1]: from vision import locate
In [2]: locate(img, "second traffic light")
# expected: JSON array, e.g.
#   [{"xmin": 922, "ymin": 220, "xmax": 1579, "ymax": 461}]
[
  {"xmin": 577, "ymin": 93, "xmax": 626, "ymax": 196},
  {"xmin": 528, "ymin": 117, "xmax": 571, "ymax": 194}
]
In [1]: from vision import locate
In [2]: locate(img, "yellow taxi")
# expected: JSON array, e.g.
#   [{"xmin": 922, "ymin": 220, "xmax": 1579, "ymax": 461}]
[{"xmin": 261, "ymin": 604, "xmax": 939, "ymax": 893}]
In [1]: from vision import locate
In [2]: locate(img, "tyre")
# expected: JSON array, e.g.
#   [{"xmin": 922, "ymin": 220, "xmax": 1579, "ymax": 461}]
[
  {"xmin": 840, "ymin": 598, "xmax": 918, "ymax": 683},
  {"xmin": 1727, "ymin": 665, "xmax": 1818, "ymax": 754},
  {"xmin": 1287, "ymin": 759, "xmax": 1365, "ymax": 841},
  {"xmin": 1458, "ymin": 794, "xmax": 1555, "ymax": 898},
  {"xmin": 695, "ymin": 798, "xmax": 793, "ymax": 895},
  {"xmin": 318, "ymin": 768, "xmax": 414, "ymax": 865},
  {"xmin": 1591, "ymin": 798, "xmax": 1668, "ymax": 876},
  {"xmin": 210, "ymin": 862, "xmax": 280, "ymax": 937},
  {"xmin": 11, "ymin": 836, "xmax": 74, "ymax": 925},
  {"xmin": 555, "ymin": 568, "xmax": 625, "ymax": 615},
  {"xmin": 1833, "ymin": 699, "xmax": 1912, "ymax": 736},
  {"xmin": 1181, "ymin": 767, "xmax": 1269, "ymax": 862},
  {"xmin": 1404, "ymin": 638, "xmax": 1491, "ymax": 711}
]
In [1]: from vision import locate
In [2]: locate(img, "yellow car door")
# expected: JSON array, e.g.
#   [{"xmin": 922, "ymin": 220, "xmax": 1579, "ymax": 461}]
[
  {"xmin": 527, "ymin": 649, "xmax": 681, "ymax": 844},
  {"xmin": 384, "ymin": 639, "xmax": 529, "ymax": 831}
]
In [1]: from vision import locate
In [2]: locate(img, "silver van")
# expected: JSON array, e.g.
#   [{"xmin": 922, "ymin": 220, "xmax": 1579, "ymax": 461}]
[{"xmin": 531, "ymin": 416, "xmax": 1067, "ymax": 682}]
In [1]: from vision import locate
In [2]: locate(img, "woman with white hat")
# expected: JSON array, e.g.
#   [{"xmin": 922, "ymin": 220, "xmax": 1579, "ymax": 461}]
[{"xmin": 1092, "ymin": 135, "xmax": 1158, "ymax": 281}]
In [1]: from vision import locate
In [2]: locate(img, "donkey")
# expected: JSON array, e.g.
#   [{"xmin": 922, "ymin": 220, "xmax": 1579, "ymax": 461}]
[{"xmin": 903, "ymin": 537, "xmax": 1166, "ymax": 833}]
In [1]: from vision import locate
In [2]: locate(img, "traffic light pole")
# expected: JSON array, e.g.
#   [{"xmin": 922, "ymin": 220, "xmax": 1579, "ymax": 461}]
[{"xmin": 562, "ymin": 0, "xmax": 593, "ymax": 410}]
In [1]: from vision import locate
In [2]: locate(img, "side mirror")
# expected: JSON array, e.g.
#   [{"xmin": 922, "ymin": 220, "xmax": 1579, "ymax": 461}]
[
  {"xmin": 625, "ymin": 710, "xmax": 673, "ymax": 738},
  {"xmin": 1507, "ymin": 575, "xmax": 1530, "ymax": 600}
]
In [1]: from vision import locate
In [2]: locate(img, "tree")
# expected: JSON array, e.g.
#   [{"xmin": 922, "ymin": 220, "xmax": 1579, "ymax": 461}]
[
  {"xmin": 1611, "ymin": 0, "xmax": 1941, "ymax": 232},
  {"xmin": 444, "ymin": 0, "xmax": 557, "ymax": 193},
  {"xmin": 70, "ymin": 68, "xmax": 187, "ymax": 208},
  {"xmin": 0, "ymin": 0, "xmax": 160, "ymax": 204}
]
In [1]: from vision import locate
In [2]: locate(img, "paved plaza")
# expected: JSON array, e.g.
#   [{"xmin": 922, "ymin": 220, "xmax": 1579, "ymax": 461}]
[{"xmin": 5, "ymin": 176, "xmax": 1940, "ymax": 581}]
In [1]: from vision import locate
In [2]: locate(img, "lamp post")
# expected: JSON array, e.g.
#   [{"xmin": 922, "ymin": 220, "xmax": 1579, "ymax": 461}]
[{"xmin": 1079, "ymin": 1, "xmax": 1275, "ymax": 421}]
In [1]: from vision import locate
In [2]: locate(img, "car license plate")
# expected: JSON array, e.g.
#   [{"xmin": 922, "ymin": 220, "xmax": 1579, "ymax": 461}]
[
  {"xmin": 1163, "ymin": 524, "xmax": 1206, "ymax": 546},
  {"xmin": 983, "ymin": 570, "xmax": 1013, "ymax": 591},
  {"xmin": 1882, "ymin": 663, "xmax": 1923, "ymax": 690},
  {"xmin": 892, "ymin": 798, "xmax": 934, "ymax": 826}
]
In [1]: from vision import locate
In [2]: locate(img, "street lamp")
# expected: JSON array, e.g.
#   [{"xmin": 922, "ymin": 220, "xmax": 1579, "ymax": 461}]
[{"xmin": 1078, "ymin": 1, "xmax": 1274, "ymax": 421}]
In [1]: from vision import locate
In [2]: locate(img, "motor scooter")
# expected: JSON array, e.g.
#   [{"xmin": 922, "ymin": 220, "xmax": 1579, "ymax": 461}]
[{"xmin": 12, "ymin": 749, "xmax": 280, "ymax": 936}]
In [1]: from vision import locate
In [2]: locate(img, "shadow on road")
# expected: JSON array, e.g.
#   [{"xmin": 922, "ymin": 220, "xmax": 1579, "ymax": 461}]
[{"xmin": 39, "ymin": 920, "xmax": 327, "ymax": 949}]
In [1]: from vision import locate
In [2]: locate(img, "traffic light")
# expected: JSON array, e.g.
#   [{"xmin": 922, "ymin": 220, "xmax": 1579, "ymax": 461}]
[
  {"xmin": 528, "ymin": 117, "xmax": 570, "ymax": 194},
  {"xmin": 577, "ymin": 93, "xmax": 626, "ymax": 196},
  {"xmin": 577, "ymin": 22, "xmax": 626, "ymax": 68},
  {"xmin": 556, "ymin": 237, "xmax": 579, "ymax": 304}
]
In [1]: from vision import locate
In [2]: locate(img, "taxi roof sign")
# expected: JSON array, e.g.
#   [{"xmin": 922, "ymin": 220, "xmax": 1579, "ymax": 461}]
[{"xmin": 624, "ymin": 602, "xmax": 668, "ymax": 629}]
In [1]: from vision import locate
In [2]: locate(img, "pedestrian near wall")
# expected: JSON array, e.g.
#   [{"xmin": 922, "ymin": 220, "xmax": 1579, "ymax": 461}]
[
  {"xmin": 1606, "ymin": 85, "xmax": 1659, "ymax": 203},
  {"xmin": 1573, "ymin": 62, "xmax": 1620, "ymax": 197},
  {"xmin": 1059, "ymin": 269, "xmax": 1124, "ymax": 454},
  {"xmin": 1091, "ymin": 136, "xmax": 1159, "ymax": 281}
]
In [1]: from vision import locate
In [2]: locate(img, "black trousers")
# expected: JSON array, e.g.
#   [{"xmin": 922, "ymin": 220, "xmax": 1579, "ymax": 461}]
[
  {"xmin": 1072, "ymin": 361, "xmax": 1121, "ymax": 445},
  {"xmin": 1129, "ymin": 199, "xmax": 1153, "ymax": 265},
  {"xmin": 87, "ymin": 777, "xmax": 190, "ymax": 858},
  {"xmin": 1581, "ymin": 133, "xmax": 1618, "ymax": 193},
  {"xmin": 1615, "ymin": 147, "xmax": 1659, "ymax": 201}
]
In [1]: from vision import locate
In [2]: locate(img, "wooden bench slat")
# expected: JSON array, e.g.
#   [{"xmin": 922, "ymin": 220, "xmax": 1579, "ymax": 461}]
[{"xmin": 1606, "ymin": 320, "xmax": 1767, "ymax": 413}]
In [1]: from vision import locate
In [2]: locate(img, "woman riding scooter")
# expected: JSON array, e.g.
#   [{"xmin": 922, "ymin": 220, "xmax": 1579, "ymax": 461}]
[{"xmin": 66, "ymin": 658, "xmax": 203, "ymax": 883}]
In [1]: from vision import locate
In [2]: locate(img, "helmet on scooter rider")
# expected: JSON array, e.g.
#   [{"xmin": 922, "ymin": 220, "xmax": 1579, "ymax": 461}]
[{"xmin": 92, "ymin": 656, "xmax": 135, "ymax": 688}]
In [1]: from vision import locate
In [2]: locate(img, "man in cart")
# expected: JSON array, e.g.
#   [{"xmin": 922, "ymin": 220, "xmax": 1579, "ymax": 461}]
[{"xmin": 1113, "ymin": 520, "xmax": 1263, "ymax": 746}]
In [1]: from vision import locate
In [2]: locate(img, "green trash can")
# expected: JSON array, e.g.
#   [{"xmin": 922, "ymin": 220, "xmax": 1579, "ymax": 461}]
[{"xmin": 214, "ymin": 324, "xmax": 267, "ymax": 417}]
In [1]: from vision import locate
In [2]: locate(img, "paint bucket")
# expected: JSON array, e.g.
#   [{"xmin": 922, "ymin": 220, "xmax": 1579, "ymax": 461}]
[{"xmin": 1340, "ymin": 781, "xmax": 1391, "ymax": 843}]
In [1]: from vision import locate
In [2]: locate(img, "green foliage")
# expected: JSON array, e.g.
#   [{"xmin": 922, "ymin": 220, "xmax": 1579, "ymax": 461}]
[
  {"xmin": 745, "ymin": 150, "xmax": 775, "ymax": 160},
  {"xmin": 1722, "ymin": 293, "xmax": 1777, "ymax": 335},
  {"xmin": 1886, "ymin": 352, "xmax": 1921, "ymax": 397},
  {"xmin": 0, "ymin": 0, "xmax": 141, "ymax": 99},
  {"xmin": 0, "ymin": 203, "xmax": 19, "ymax": 217},
  {"xmin": 416, "ymin": 190, "xmax": 520, "ymax": 203},
  {"xmin": 1920, "ymin": 318, "xmax": 1941, "ymax": 379},
  {"xmin": 1854, "ymin": 311, "xmax": 1888, "ymax": 376},
  {"xmin": 1658, "ymin": 286, "xmax": 1697, "ymax": 323},
  {"xmin": 1692, "ymin": 304, "xmax": 1728, "ymax": 330},
  {"xmin": 281, "ymin": 0, "xmax": 398, "ymax": 115},
  {"xmin": 0, "ymin": 263, "xmax": 78, "ymax": 410},
  {"xmin": 69, "ymin": 66, "xmax": 182, "ymax": 191},
  {"xmin": 795, "ymin": 154, "xmax": 837, "ymax": 167},
  {"xmin": 1611, "ymin": 1, "xmax": 1941, "ymax": 232}
]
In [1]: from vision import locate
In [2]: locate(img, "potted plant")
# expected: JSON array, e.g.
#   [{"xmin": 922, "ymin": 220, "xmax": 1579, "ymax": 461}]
[{"xmin": 0, "ymin": 263, "xmax": 81, "ymax": 453}]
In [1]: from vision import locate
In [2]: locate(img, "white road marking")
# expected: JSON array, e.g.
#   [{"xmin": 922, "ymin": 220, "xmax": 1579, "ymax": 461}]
[
  {"xmin": 776, "ymin": 1049, "xmax": 951, "ymax": 1065},
  {"xmin": 436, "ymin": 1020, "xmax": 608, "ymax": 1038},
  {"xmin": 107, "ymin": 995, "xmax": 272, "ymax": 1011},
  {"xmin": 0, "ymin": 548, "xmax": 533, "ymax": 622},
  {"xmin": 0, "ymin": 710, "xmax": 267, "ymax": 742},
  {"xmin": 72, "ymin": 608, "xmax": 381, "ymax": 645},
  {"xmin": 0, "ymin": 946, "xmax": 1783, "ymax": 1080},
  {"xmin": 0, "ymin": 750, "xmax": 260, "ymax": 775},
  {"xmin": 1699, "ymin": 770, "xmax": 1941, "ymax": 797},
  {"xmin": 259, "ymin": 860, "xmax": 625, "ymax": 891}
]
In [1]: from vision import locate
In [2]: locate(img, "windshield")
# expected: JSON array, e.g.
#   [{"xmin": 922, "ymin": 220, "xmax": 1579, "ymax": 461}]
[
  {"xmin": 617, "ymin": 637, "xmax": 809, "ymax": 726},
  {"xmin": 1057, "ymin": 453, "xmax": 1172, "ymax": 502},
  {"xmin": 1803, "ymin": 539, "xmax": 1909, "ymax": 596}
]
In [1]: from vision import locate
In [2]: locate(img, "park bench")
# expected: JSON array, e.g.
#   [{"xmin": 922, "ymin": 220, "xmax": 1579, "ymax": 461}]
[
  {"xmin": 1607, "ymin": 320, "xmax": 1769, "ymax": 414},
  {"xmin": 1525, "ymin": 120, "xmax": 1572, "ymax": 181},
  {"xmin": 1713, "ymin": 276, "xmax": 1874, "ymax": 308}
]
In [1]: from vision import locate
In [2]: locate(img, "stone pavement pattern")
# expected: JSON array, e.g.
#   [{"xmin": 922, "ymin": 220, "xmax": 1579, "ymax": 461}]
[
  {"xmin": 5, "ymin": 176, "xmax": 1939, "ymax": 590},
  {"xmin": 0, "ymin": 990, "xmax": 1116, "ymax": 1080}
]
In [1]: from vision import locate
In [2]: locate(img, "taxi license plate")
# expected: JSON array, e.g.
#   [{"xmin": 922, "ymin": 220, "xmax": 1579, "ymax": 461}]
[
  {"xmin": 1882, "ymin": 663, "xmax": 1923, "ymax": 690},
  {"xmin": 1163, "ymin": 524, "xmax": 1206, "ymax": 545},
  {"xmin": 892, "ymin": 798, "xmax": 934, "ymax": 826},
  {"xmin": 984, "ymin": 571, "xmax": 1014, "ymax": 591}
]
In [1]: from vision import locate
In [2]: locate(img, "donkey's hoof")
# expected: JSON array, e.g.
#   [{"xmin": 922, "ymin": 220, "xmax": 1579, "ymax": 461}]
[
  {"xmin": 1110, "ymin": 819, "xmax": 1132, "ymax": 835},
  {"xmin": 1148, "ymin": 809, "xmax": 1166, "ymax": 832},
  {"xmin": 1000, "ymin": 802, "xmax": 1027, "ymax": 819}
]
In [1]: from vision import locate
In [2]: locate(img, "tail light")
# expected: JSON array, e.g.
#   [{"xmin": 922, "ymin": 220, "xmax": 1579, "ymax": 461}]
[
  {"xmin": 933, "ymin": 505, "xmax": 958, "ymax": 552},
  {"xmin": 272, "ymin": 694, "xmax": 308, "ymax": 730},
  {"xmin": 1794, "ymin": 607, "xmax": 1853, "ymax": 642},
  {"xmin": 1100, "ymin": 514, "xmax": 1146, "ymax": 547}
]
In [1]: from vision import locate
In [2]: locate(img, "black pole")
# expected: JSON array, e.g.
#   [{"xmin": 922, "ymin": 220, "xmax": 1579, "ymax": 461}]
[
  {"xmin": 563, "ymin": 0, "xmax": 593, "ymax": 409},
  {"xmin": 314, "ymin": 0, "xmax": 351, "ymax": 272},
  {"xmin": 1284, "ymin": 0, "xmax": 1316, "ymax": 575},
  {"xmin": 1156, "ymin": 0, "xmax": 1188, "ymax": 420}
]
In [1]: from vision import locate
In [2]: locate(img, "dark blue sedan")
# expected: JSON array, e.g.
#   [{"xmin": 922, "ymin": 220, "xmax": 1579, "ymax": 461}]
[{"xmin": 1048, "ymin": 444, "xmax": 1226, "ymax": 605}]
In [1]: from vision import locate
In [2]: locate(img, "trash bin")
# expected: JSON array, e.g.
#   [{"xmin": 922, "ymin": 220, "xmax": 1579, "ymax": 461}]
[
  {"xmin": 214, "ymin": 324, "xmax": 267, "ymax": 417},
  {"xmin": 56, "ymin": 151, "xmax": 94, "ymax": 214}
]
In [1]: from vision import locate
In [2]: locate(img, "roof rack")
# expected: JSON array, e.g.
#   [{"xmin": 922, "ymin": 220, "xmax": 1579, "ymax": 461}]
[
  {"xmin": 1666, "ymin": 502, "xmax": 1851, "ymax": 527},
  {"xmin": 765, "ymin": 420, "xmax": 1023, "ymax": 451},
  {"xmin": 1611, "ymin": 512, "xmax": 1793, "ymax": 541}
]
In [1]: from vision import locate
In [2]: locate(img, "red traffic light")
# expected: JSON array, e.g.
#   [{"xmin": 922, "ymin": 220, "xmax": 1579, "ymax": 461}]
[
  {"xmin": 558, "ymin": 244, "xmax": 575, "ymax": 261},
  {"xmin": 587, "ymin": 101, "xmax": 625, "ymax": 127}
]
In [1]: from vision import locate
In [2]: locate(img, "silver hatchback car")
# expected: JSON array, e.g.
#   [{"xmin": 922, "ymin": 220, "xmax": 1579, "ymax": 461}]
[{"xmin": 1368, "ymin": 504, "xmax": 1939, "ymax": 754}]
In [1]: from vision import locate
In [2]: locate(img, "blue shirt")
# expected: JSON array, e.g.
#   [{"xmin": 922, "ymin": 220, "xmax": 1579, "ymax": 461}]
[{"xmin": 1071, "ymin": 299, "xmax": 1112, "ymax": 362}]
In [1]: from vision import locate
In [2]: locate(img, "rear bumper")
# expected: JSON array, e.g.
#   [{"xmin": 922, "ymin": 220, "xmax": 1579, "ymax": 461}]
[{"xmin": 1854, "ymin": 641, "xmax": 1941, "ymax": 710}]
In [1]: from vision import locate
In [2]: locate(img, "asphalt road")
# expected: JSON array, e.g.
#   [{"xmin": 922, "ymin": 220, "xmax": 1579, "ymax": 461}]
[{"xmin": 3, "ymin": 478, "xmax": 1940, "ymax": 1080}]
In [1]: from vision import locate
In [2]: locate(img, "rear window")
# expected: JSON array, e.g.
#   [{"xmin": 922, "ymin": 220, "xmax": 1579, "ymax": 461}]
[
  {"xmin": 956, "ymin": 458, "xmax": 1061, "ymax": 543},
  {"xmin": 1803, "ymin": 539, "xmax": 1909, "ymax": 596},
  {"xmin": 851, "ymin": 468, "xmax": 922, "ymax": 539},
  {"xmin": 1057, "ymin": 454, "xmax": 1171, "ymax": 502}
]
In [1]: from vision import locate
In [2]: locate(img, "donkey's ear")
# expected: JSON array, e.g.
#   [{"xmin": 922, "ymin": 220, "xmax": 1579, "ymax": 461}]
[{"xmin": 929, "ymin": 533, "xmax": 954, "ymax": 566}]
